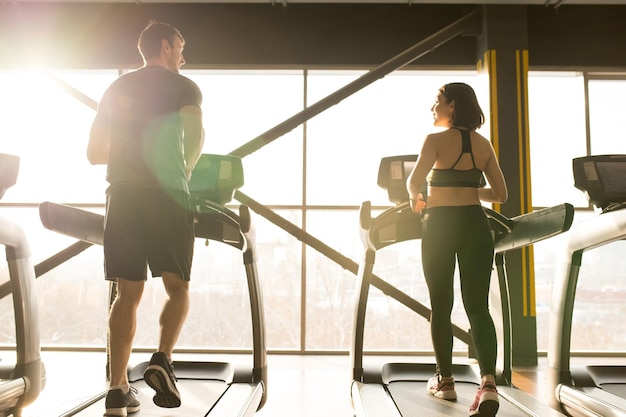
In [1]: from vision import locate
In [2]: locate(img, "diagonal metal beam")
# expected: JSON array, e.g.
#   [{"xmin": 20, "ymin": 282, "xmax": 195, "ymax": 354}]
[
  {"xmin": 229, "ymin": 9, "xmax": 480, "ymax": 159},
  {"xmin": 47, "ymin": 72, "xmax": 98, "ymax": 111}
]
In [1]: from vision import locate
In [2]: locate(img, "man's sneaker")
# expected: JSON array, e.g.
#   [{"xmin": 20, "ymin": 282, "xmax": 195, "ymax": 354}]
[
  {"xmin": 103, "ymin": 386, "xmax": 140, "ymax": 417},
  {"xmin": 427, "ymin": 374, "xmax": 457, "ymax": 400},
  {"xmin": 469, "ymin": 381, "xmax": 499, "ymax": 416},
  {"xmin": 143, "ymin": 352, "xmax": 181, "ymax": 408}
]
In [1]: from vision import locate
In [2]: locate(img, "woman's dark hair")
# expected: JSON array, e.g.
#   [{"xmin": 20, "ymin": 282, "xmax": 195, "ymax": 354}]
[
  {"xmin": 137, "ymin": 21, "xmax": 184, "ymax": 61},
  {"xmin": 440, "ymin": 82, "xmax": 485, "ymax": 130}
]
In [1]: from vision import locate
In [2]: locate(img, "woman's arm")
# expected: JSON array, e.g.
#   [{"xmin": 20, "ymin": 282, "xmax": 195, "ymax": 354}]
[
  {"xmin": 479, "ymin": 145, "xmax": 508, "ymax": 203},
  {"xmin": 406, "ymin": 135, "xmax": 437, "ymax": 212}
]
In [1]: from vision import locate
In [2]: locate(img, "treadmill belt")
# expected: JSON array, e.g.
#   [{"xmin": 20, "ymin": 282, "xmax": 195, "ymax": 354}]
[
  {"xmin": 387, "ymin": 381, "xmax": 531, "ymax": 417},
  {"xmin": 601, "ymin": 383, "xmax": 626, "ymax": 399},
  {"xmin": 74, "ymin": 379, "xmax": 228, "ymax": 416},
  {"xmin": 587, "ymin": 365, "xmax": 626, "ymax": 398}
]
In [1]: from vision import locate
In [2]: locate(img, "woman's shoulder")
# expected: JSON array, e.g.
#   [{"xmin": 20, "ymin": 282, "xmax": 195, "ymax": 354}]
[
  {"xmin": 469, "ymin": 131, "xmax": 494, "ymax": 149},
  {"xmin": 426, "ymin": 129, "xmax": 453, "ymax": 141}
]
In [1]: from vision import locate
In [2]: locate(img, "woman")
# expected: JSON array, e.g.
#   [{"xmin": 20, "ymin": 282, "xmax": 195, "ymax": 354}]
[{"xmin": 406, "ymin": 82, "xmax": 507, "ymax": 417}]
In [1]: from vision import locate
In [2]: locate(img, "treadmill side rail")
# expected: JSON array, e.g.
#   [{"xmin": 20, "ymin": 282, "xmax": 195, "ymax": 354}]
[
  {"xmin": 556, "ymin": 385, "xmax": 626, "ymax": 417},
  {"xmin": 351, "ymin": 382, "xmax": 402, "ymax": 417},
  {"xmin": 0, "ymin": 378, "xmax": 27, "ymax": 414},
  {"xmin": 497, "ymin": 386, "xmax": 568, "ymax": 417},
  {"xmin": 208, "ymin": 383, "xmax": 264, "ymax": 417}
]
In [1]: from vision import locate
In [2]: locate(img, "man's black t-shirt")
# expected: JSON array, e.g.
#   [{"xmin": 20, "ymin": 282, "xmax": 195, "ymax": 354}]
[{"xmin": 98, "ymin": 65, "xmax": 202, "ymax": 194}]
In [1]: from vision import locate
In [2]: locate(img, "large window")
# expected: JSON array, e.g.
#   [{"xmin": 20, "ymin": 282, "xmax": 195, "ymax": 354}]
[
  {"xmin": 529, "ymin": 73, "xmax": 626, "ymax": 352},
  {"xmin": 1, "ymin": 69, "xmax": 625, "ymax": 354}
]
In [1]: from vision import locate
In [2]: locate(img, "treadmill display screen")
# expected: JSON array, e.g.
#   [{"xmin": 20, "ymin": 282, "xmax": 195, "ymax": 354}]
[
  {"xmin": 573, "ymin": 155, "xmax": 626, "ymax": 209},
  {"xmin": 597, "ymin": 162, "xmax": 626, "ymax": 194}
]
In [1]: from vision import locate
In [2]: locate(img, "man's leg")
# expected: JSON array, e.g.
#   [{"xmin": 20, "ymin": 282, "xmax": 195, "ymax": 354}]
[
  {"xmin": 144, "ymin": 272, "xmax": 189, "ymax": 408},
  {"xmin": 105, "ymin": 279, "xmax": 144, "ymax": 416},
  {"xmin": 158, "ymin": 272, "xmax": 190, "ymax": 357},
  {"xmin": 109, "ymin": 278, "xmax": 145, "ymax": 388}
]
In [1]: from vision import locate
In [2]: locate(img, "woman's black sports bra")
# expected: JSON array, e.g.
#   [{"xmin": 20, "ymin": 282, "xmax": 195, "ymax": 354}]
[{"xmin": 428, "ymin": 128, "xmax": 487, "ymax": 188}]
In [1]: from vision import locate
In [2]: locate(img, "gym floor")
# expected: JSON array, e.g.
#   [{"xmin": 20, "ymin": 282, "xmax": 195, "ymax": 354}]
[{"xmin": 16, "ymin": 350, "xmax": 619, "ymax": 417}]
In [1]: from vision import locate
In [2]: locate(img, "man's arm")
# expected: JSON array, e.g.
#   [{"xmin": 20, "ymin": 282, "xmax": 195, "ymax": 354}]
[
  {"xmin": 87, "ymin": 110, "xmax": 110, "ymax": 165},
  {"xmin": 180, "ymin": 105, "xmax": 204, "ymax": 180}
]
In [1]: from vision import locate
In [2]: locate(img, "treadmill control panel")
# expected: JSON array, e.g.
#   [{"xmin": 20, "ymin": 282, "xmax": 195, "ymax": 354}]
[
  {"xmin": 573, "ymin": 154, "xmax": 626, "ymax": 210},
  {"xmin": 377, "ymin": 155, "xmax": 418, "ymax": 204},
  {"xmin": 189, "ymin": 154, "xmax": 244, "ymax": 206}
]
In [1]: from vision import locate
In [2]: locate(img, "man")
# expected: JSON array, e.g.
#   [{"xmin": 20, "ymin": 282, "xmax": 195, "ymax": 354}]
[{"xmin": 87, "ymin": 21, "xmax": 204, "ymax": 417}]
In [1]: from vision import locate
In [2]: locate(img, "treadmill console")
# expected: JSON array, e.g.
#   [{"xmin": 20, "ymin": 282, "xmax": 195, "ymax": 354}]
[
  {"xmin": 573, "ymin": 154, "xmax": 626, "ymax": 210},
  {"xmin": 377, "ymin": 155, "xmax": 419, "ymax": 205},
  {"xmin": 189, "ymin": 154, "xmax": 244, "ymax": 206}
]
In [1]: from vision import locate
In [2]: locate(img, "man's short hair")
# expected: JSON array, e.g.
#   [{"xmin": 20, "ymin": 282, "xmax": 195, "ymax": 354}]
[{"xmin": 138, "ymin": 21, "xmax": 184, "ymax": 61}]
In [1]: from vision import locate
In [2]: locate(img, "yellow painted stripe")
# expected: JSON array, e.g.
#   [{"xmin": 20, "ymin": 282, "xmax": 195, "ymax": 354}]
[
  {"xmin": 486, "ymin": 50, "xmax": 501, "ymax": 213},
  {"xmin": 529, "ymin": 246, "xmax": 536, "ymax": 315},
  {"xmin": 522, "ymin": 50, "xmax": 536, "ymax": 317},
  {"xmin": 514, "ymin": 50, "xmax": 527, "ymax": 316},
  {"xmin": 522, "ymin": 50, "xmax": 532, "ymax": 211},
  {"xmin": 515, "ymin": 49, "xmax": 536, "ymax": 317},
  {"xmin": 515, "ymin": 51, "xmax": 524, "ymax": 214}
]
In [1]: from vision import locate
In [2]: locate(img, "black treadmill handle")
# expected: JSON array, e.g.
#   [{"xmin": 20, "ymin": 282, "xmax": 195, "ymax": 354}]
[{"xmin": 485, "ymin": 208, "xmax": 514, "ymax": 234}]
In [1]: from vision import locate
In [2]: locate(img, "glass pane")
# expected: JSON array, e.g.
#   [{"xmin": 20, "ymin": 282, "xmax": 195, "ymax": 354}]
[
  {"xmin": 306, "ymin": 70, "xmax": 486, "ymax": 206},
  {"xmin": 304, "ymin": 209, "xmax": 360, "ymax": 350},
  {"xmin": 0, "ymin": 70, "xmax": 114, "ymax": 204},
  {"xmin": 164, "ymin": 238, "xmax": 254, "ymax": 349},
  {"xmin": 253, "ymin": 209, "xmax": 302, "ymax": 350},
  {"xmin": 533, "ymin": 226, "xmax": 572, "ymax": 351},
  {"xmin": 528, "ymin": 72, "xmax": 588, "ymax": 208},
  {"xmin": 185, "ymin": 70, "xmax": 304, "ymax": 205},
  {"xmin": 570, "ymin": 213, "xmax": 626, "ymax": 350},
  {"xmin": 589, "ymin": 79, "xmax": 626, "ymax": 155}
]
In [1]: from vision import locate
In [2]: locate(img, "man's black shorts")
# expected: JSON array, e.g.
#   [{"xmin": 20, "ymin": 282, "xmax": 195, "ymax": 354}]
[{"xmin": 103, "ymin": 185, "xmax": 194, "ymax": 282}]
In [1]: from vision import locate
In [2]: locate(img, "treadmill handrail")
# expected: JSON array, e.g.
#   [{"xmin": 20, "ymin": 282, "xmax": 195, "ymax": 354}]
[
  {"xmin": 493, "ymin": 203, "xmax": 575, "ymax": 253},
  {"xmin": 39, "ymin": 201, "xmax": 247, "ymax": 250},
  {"xmin": 556, "ymin": 384, "xmax": 626, "ymax": 417},
  {"xmin": 0, "ymin": 216, "xmax": 44, "ymax": 411},
  {"xmin": 547, "ymin": 207, "xmax": 626, "ymax": 413},
  {"xmin": 359, "ymin": 201, "xmax": 574, "ymax": 253}
]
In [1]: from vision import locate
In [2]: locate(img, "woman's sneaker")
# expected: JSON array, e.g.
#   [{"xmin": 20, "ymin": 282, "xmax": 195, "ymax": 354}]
[
  {"xmin": 427, "ymin": 374, "xmax": 457, "ymax": 400},
  {"xmin": 104, "ymin": 386, "xmax": 140, "ymax": 417},
  {"xmin": 469, "ymin": 382, "xmax": 499, "ymax": 416},
  {"xmin": 143, "ymin": 352, "xmax": 181, "ymax": 408}
]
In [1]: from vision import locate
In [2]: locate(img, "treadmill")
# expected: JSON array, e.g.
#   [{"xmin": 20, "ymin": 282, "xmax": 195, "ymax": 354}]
[
  {"xmin": 0, "ymin": 154, "xmax": 45, "ymax": 417},
  {"xmin": 548, "ymin": 154, "xmax": 626, "ymax": 417},
  {"xmin": 351, "ymin": 155, "xmax": 572, "ymax": 417},
  {"xmin": 38, "ymin": 154, "xmax": 267, "ymax": 417}
]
